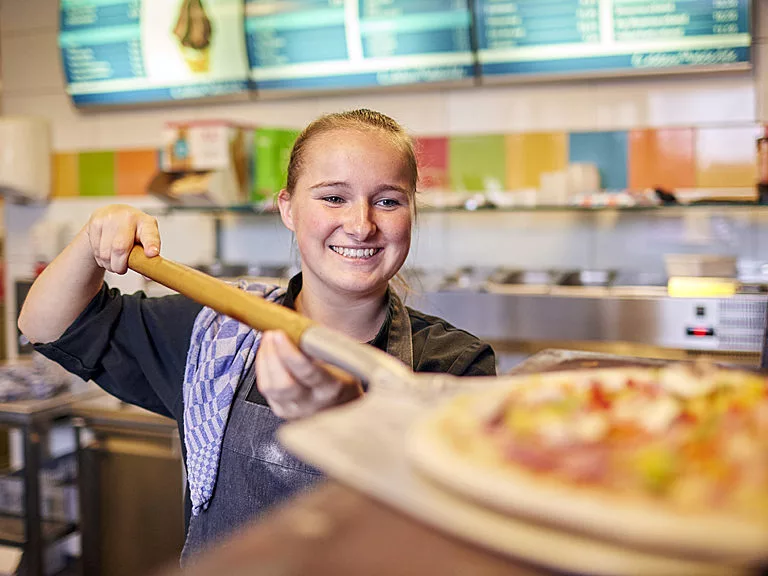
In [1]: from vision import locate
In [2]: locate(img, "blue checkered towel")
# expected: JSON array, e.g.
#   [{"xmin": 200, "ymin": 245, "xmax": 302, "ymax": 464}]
[{"xmin": 183, "ymin": 281, "xmax": 286, "ymax": 516}]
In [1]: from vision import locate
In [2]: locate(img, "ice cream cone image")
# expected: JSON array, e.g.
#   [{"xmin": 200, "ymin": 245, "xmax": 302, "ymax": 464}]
[
  {"xmin": 182, "ymin": 46, "xmax": 210, "ymax": 73},
  {"xmin": 173, "ymin": 0, "xmax": 213, "ymax": 74}
]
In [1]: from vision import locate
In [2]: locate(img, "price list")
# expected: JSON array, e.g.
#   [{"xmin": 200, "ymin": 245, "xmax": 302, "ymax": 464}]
[
  {"xmin": 613, "ymin": 0, "xmax": 749, "ymax": 41},
  {"xmin": 476, "ymin": 0, "xmax": 601, "ymax": 50},
  {"xmin": 59, "ymin": 0, "xmax": 145, "ymax": 84},
  {"xmin": 247, "ymin": 0, "xmax": 475, "ymax": 92},
  {"xmin": 359, "ymin": 0, "xmax": 471, "ymax": 58},
  {"xmin": 245, "ymin": 0, "xmax": 349, "ymax": 69},
  {"xmin": 475, "ymin": 0, "xmax": 751, "ymax": 79}
]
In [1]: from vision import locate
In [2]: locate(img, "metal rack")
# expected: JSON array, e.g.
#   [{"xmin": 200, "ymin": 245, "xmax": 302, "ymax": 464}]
[{"xmin": 0, "ymin": 386, "xmax": 100, "ymax": 576}]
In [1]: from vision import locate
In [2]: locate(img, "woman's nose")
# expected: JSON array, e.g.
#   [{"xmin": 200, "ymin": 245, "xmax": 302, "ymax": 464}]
[{"xmin": 343, "ymin": 203, "xmax": 377, "ymax": 240}]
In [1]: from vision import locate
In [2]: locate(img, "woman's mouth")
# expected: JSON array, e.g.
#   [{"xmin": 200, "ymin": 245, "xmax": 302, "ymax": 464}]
[{"xmin": 330, "ymin": 246, "xmax": 382, "ymax": 259}]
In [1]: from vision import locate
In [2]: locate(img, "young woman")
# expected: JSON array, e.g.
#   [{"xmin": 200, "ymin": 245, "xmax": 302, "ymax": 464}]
[{"xmin": 18, "ymin": 109, "xmax": 495, "ymax": 562}]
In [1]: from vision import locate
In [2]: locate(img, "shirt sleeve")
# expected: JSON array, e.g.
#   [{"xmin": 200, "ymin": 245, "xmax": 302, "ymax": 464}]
[
  {"xmin": 34, "ymin": 283, "xmax": 203, "ymax": 419},
  {"xmin": 410, "ymin": 311, "xmax": 497, "ymax": 377}
]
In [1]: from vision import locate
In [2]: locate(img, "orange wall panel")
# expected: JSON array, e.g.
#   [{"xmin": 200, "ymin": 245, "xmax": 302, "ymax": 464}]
[
  {"xmin": 628, "ymin": 128, "xmax": 696, "ymax": 190},
  {"xmin": 116, "ymin": 149, "xmax": 157, "ymax": 196}
]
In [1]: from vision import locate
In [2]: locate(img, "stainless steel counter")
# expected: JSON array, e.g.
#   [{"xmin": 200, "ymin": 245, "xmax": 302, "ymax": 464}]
[{"xmin": 408, "ymin": 287, "xmax": 768, "ymax": 354}]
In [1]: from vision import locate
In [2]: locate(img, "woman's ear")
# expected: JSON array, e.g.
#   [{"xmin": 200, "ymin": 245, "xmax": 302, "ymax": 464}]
[{"xmin": 277, "ymin": 189, "xmax": 295, "ymax": 232}]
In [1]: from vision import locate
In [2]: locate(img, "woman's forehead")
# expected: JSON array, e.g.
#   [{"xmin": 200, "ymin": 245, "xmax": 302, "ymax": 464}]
[{"xmin": 299, "ymin": 129, "xmax": 410, "ymax": 177}]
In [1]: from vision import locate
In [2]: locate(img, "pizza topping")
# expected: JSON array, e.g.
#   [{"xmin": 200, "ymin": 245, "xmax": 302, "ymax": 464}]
[
  {"xmin": 634, "ymin": 445, "xmax": 677, "ymax": 494},
  {"xmin": 661, "ymin": 363, "xmax": 717, "ymax": 398},
  {"xmin": 574, "ymin": 413, "xmax": 609, "ymax": 443},
  {"xmin": 503, "ymin": 439, "xmax": 558, "ymax": 473},
  {"xmin": 465, "ymin": 363, "xmax": 768, "ymax": 518},
  {"xmin": 637, "ymin": 395, "xmax": 680, "ymax": 434},
  {"xmin": 558, "ymin": 444, "xmax": 609, "ymax": 483},
  {"xmin": 589, "ymin": 381, "xmax": 611, "ymax": 410}
]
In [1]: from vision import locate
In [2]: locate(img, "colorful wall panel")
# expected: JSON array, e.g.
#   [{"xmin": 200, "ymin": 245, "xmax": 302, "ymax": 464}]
[
  {"xmin": 695, "ymin": 126, "xmax": 759, "ymax": 188},
  {"xmin": 568, "ymin": 131, "xmax": 628, "ymax": 191},
  {"xmin": 415, "ymin": 136, "xmax": 448, "ymax": 190},
  {"xmin": 78, "ymin": 152, "xmax": 116, "ymax": 197},
  {"xmin": 505, "ymin": 132, "xmax": 567, "ymax": 190},
  {"xmin": 52, "ymin": 153, "xmax": 79, "ymax": 198},
  {"xmin": 449, "ymin": 135, "xmax": 506, "ymax": 192},
  {"xmin": 116, "ymin": 149, "xmax": 158, "ymax": 197},
  {"xmin": 628, "ymin": 129, "xmax": 696, "ymax": 191}
]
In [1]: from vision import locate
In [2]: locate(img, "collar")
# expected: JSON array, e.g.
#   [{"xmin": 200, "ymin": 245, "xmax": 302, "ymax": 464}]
[{"xmin": 279, "ymin": 273, "xmax": 398, "ymax": 354}]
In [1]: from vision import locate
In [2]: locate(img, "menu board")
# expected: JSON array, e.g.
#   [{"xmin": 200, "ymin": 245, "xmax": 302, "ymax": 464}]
[
  {"xmin": 245, "ymin": 0, "xmax": 476, "ymax": 92},
  {"xmin": 474, "ymin": 0, "xmax": 751, "ymax": 79},
  {"xmin": 60, "ymin": 0, "xmax": 250, "ymax": 106}
]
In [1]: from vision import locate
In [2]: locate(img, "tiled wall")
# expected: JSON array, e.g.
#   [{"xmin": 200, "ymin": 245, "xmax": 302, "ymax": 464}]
[
  {"xmin": 49, "ymin": 123, "xmax": 763, "ymax": 200},
  {"xmin": 52, "ymin": 149, "xmax": 158, "ymax": 198},
  {"xmin": 425, "ymin": 125, "xmax": 761, "ymax": 193}
]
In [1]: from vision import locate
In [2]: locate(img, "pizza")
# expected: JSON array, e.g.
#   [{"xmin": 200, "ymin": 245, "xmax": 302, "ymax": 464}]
[{"xmin": 406, "ymin": 363, "xmax": 768, "ymax": 563}]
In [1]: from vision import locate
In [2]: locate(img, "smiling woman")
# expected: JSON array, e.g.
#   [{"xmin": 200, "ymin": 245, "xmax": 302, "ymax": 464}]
[
  {"xmin": 17, "ymin": 108, "xmax": 496, "ymax": 564},
  {"xmin": 278, "ymin": 114, "xmax": 415, "ymax": 341}
]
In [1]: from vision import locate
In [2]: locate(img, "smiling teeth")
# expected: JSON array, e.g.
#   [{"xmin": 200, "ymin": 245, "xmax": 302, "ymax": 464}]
[{"xmin": 331, "ymin": 247, "xmax": 379, "ymax": 259}]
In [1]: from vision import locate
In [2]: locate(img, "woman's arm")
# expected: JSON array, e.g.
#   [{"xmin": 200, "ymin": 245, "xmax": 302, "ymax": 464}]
[{"xmin": 18, "ymin": 204, "xmax": 160, "ymax": 344}]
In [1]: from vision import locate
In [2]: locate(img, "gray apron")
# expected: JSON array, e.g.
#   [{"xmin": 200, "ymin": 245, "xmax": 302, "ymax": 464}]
[{"xmin": 181, "ymin": 292, "xmax": 413, "ymax": 563}]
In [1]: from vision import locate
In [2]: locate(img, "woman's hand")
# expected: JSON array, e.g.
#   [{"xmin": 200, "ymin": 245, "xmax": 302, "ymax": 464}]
[
  {"xmin": 256, "ymin": 331, "xmax": 362, "ymax": 420},
  {"xmin": 85, "ymin": 204, "xmax": 161, "ymax": 274}
]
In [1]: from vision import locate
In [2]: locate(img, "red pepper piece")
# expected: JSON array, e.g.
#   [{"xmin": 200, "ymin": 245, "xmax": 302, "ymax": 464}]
[{"xmin": 589, "ymin": 381, "xmax": 611, "ymax": 410}]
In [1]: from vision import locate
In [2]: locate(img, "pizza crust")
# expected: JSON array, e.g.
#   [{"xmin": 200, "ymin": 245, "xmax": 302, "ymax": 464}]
[{"xmin": 406, "ymin": 370, "xmax": 768, "ymax": 565}]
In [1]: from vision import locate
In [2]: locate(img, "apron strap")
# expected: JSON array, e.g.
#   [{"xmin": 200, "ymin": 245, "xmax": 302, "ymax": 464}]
[{"xmin": 385, "ymin": 290, "xmax": 414, "ymax": 370}]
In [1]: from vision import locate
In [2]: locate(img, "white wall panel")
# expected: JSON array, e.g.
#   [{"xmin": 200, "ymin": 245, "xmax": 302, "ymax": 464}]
[
  {"xmin": 1, "ymin": 31, "xmax": 62, "ymax": 95},
  {"xmin": 446, "ymin": 83, "xmax": 597, "ymax": 134},
  {"xmin": 2, "ymin": 93, "xmax": 101, "ymax": 150},
  {"xmin": 0, "ymin": 0, "xmax": 58, "ymax": 34}
]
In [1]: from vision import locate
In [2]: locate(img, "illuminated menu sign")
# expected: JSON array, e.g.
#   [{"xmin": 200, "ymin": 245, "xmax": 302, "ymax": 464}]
[
  {"xmin": 474, "ymin": 0, "xmax": 751, "ymax": 79},
  {"xmin": 245, "ymin": 0, "xmax": 476, "ymax": 91},
  {"xmin": 60, "ymin": 0, "xmax": 250, "ymax": 106}
]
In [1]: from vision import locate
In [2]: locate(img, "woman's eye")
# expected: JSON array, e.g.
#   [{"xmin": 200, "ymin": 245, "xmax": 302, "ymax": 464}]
[
  {"xmin": 376, "ymin": 198, "xmax": 401, "ymax": 208},
  {"xmin": 322, "ymin": 196, "xmax": 345, "ymax": 204}
]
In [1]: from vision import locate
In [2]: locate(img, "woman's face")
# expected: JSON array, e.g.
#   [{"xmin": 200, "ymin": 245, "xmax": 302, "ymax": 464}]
[{"xmin": 278, "ymin": 128, "xmax": 413, "ymax": 300}]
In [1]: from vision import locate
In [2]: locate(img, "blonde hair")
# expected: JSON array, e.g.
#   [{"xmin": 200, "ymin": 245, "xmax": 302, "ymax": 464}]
[{"xmin": 285, "ymin": 109, "xmax": 419, "ymax": 207}]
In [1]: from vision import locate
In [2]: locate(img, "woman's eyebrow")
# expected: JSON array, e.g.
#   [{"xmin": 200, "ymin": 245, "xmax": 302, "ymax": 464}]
[
  {"xmin": 375, "ymin": 184, "xmax": 410, "ymax": 195},
  {"xmin": 309, "ymin": 181, "xmax": 349, "ymax": 190}
]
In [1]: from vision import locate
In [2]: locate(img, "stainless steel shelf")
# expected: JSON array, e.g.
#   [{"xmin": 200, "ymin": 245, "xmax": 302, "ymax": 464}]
[{"xmin": 0, "ymin": 514, "xmax": 76, "ymax": 547}]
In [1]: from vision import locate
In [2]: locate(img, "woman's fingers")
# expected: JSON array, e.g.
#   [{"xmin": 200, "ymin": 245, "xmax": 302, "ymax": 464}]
[
  {"xmin": 270, "ymin": 332, "xmax": 342, "ymax": 406},
  {"xmin": 256, "ymin": 331, "xmax": 345, "ymax": 420},
  {"xmin": 136, "ymin": 213, "xmax": 161, "ymax": 257},
  {"xmin": 256, "ymin": 332, "xmax": 311, "ymax": 419},
  {"xmin": 109, "ymin": 226, "xmax": 136, "ymax": 274},
  {"xmin": 85, "ymin": 205, "xmax": 161, "ymax": 273}
]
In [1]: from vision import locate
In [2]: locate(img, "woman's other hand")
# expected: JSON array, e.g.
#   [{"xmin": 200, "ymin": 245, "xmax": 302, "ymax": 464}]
[
  {"xmin": 85, "ymin": 204, "xmax": 161, "ymax": 274},
  {"xmin": 256, "ymin": 331, "xmax": 362, "ymax": 420}
]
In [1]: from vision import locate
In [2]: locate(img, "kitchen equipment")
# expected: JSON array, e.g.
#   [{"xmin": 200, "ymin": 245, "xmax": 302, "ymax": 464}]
[
  {"xmin": 664, "ymin": 254, "xmax": 737, "ymax": 278},
  {"xmin": 438, "ymin": 267, "xmax": 494, "ymax": 292},
  {"xmin": 612, "ymin": 271, "xmax": 667, "ymax": 287},
  {"xmin": 558, "ymin": 269, "xmax": 616, "ymax": 287},
  {"xmin": 486, "ymin": 268, "xmax": 559, "ymax": 286}
]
